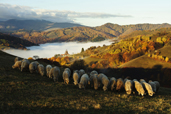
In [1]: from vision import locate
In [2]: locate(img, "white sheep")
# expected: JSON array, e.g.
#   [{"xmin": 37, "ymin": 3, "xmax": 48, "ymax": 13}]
[
  {"xmin": 109, "ymin": 77, "xmax": 117, "ymax": 91},
  {"xmin": 46, "ymin": 65, "xmax": 52, "ymax": 77},
  {"xmin": 124, "ymin": 79, "xmax": 133, "ymax": 95},
  {"xmin": 148, "ymin": 81, "xmax": 157, "ymax": 93},
  {"xmin": 73, "ymin": 71, "xmax": 80, "ymax": 85},
  {"xmin": 14, "ymin": 57, "xmax": 19, "ymax": 63},
  {"xmin": 97, "ymin": 73, "xmax": 104, "ymax": 87},
  {"xmin": 12, "ymin": 60, "xmax": 22, "ymax": 70},
  {"xmin": 90, "ymin": 70, "xmax": 98, "ymax": 77},
  {"xmin": 154, "ymin": 81, "xmax": 160, "ymax": 92},
  {"xmin": 79, "ymin": 69, "xmax": 85, "ymax": 77},
  {"xmin": 139, "ymin": 79, "xmax": 146, "ymax": 89},
  {"xmin": 97, "ymin": 73, "xmax": 109, "ymax": 91},
  {"xmin": 49, "ymin": 66, "xmax": 60, "ymax": 82},
  {"xmin": 73, "ymin": 70, "xmax": 79, "ymax": 73},
  {"xmin": 134, "ymin": 80, "xmax": 145, "ymax": 96},
  {"xmin": 21, "ymin": 59, "xmax": 30, "ymax": 72},
  {"xmin": 101, "ymin": 75, "xmax": 109, "ymax": 91},
  {"xmin": 63, "ymin": 70, "xmax": 70, "ymax": 84},
  {"xmin": 38, "ymin": 64, "xmax": 45, "ymax": 76},
  {"xmin": 29, "ymin": 61, "xmax": 39, "ymax": 73},
  {"xmin": 143, "ymin": 82, "xmax": 154, "ymax": 96},
  {"xmin": 116, "ymin": 78, "xmax": 124, "ymax": 91},
  {"xmin": 90, "ymin": 73, "xmax": 99, "ymax": 90},
  {"xmin": 64, "ymin": 68, "xmax": 71, "ymax": 76},
  {"xmin": 78, "ymin": 73, "xmax": 90, "ymax": 89}
]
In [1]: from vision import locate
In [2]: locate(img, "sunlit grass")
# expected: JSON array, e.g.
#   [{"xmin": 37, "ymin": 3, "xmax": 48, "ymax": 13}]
[{"xmin": 0, "ymin": 50, "xmax": 171, "ymax": 114}]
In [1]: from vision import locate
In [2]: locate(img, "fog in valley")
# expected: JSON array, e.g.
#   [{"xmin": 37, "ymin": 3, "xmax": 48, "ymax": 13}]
[{"xmin": 3, "ymin": 40, "xmax": 113, "ymax": 58}]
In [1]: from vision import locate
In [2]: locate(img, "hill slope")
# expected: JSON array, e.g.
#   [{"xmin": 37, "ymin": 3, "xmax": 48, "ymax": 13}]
[
  {"xmin": 0, "ymin": 19, "xmax": 83, "ymax": 31},
  {"xmin": 1, "ymin": 51, "xmax": 171, "ymax": 114},
  {"xmin": 0, "ymin": 32, "xmax": 38, "ymax": 50}
]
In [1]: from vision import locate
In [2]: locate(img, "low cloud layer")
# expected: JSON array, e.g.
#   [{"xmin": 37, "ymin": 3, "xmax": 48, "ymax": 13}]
[
  {"xmin": 4, "ymin": 40, "xmax": 113, "ymax": 58},
  {"xmin": 0, "ymin": 3, "xmax": 132, "ymax": 22}
]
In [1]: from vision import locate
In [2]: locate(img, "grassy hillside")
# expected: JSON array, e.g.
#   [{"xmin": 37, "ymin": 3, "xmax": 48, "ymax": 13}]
[
  {"xmin": 0, "ymin": 32, "xmax": 38, "ymax": 50},
  {"xmin": 4, "ymin": 23, "xmax": 171, "ymax": 44},
  {"xmin": 1, "ymin": 51, "xmax": 171, "ymax": 114}
]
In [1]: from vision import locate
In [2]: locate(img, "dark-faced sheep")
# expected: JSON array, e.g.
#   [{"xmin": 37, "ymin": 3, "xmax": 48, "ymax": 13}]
[
  {"xmin": 109, "ymin": 77, "xmax": 117, "ymax": 91},
  {"xmin": 38, "ymin": 64, "xmax": 45, "ymax": 76},
  {"xmin": 78, "ymin": 73, "xmax": 90, "ymax": 89},
  {"xmin": 21, "ymin": 59, "xmax": 30, "ymax": 72},
  {"xmin": 116, "ymin": 78, "xmax": 124, "ymax": 91}
]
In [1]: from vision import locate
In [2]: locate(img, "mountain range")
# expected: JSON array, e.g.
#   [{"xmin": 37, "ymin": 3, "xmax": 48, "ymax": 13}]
[
  {"xmin": 0, "ymin": 19, "xmax": 83, "ymax": 31},
  {"xmin": 1, "ymin": 19, "xmax": 171, "ymax": 44}
]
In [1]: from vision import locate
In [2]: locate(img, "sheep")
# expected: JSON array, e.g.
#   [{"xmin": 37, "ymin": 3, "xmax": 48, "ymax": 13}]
[
  {"xmin": 124, "ymin": 79, "xmax": 133, "ymax": 95},
  {"xmin": 148, "ymin": 81, "xmax": 157, "ymax": 93},
  {"xmin": 64, "ymin": 68, "xmax": 71, "ymax": 75},
  {"xmin": 109, "ymin": 77, "xmax": 117, "ymax": 91},
  {"xmin": 38, "ymin": 64, "xmax": 45, "ymax": 76},
  {"xmin": 73, "ymin": 70, "xmax": 79, "ymax": 73},
  {"xmin": 90, "ymin": 70, "xmax": 98, "ymax": 77},
  {"xmin": 78, "ymin": 73, "xmax": 90, "ymax": 89},
  {"xmin": 116, "ymin": 78, "xmax": 124, "ymax": 91},
  {"xmin": 139, "ymin": 79, "xmax": 146, "ymax": 89},
  {"xmin": 49, "ymin": 66, "xmax": 60, "ymax": 82},
  {"xmin": 90, "ymin": 73, "xmax": 99, "ymax": 90},
  {"xmin": 29, "ymin": 61, "xmax": 39, "ymax": 73},
  {"xmin": 63, "ymin": 70, "xmax": 70, "ymax": 84},
  {"xmin": 21, "ymin": 59, "xmax": 30, "ymax": 72},
  {"xmin": 12, "ymin": 60, "xmax": 22, "ymax": 70},
  {"xmin": 154, "ymin": 81, "xmax": 160, "ymax": 92},
  {"xmin": 97, "ymin": 73, "xmax": 109, "ymax": 91},
  {"xmin": 14, "ymin": 57, "xmax": 19, "ymax": 63},
  {"xmin": 140, "ymin": 79, "xmax": 146, "ymax": 83},
  {"xmin": 143, "ymin": 82, "xmax": 154, "ymax": 96},
  {"xmin": 101, "ymin": 75, "xmax": 110, "ymax": 91},
  {"xmin": 46, "ymin": 65, "xmax": 52, "ymax": 77},
  {"xmin": 73, "ymin": 71, "xmax": 80, "ymax": 85},
  {"xmin": 134, "ymin": 80, "xmax": 145, "ymax": 96},
  {"xmin": 79, "ymin": 69, "xmax": 85, "ymax": 77}
]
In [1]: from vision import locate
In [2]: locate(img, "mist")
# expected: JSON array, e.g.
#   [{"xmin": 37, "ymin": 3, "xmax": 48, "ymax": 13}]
[{"xmin": 3, "ymin": 40, "xmax": 113, "ymax": 59}]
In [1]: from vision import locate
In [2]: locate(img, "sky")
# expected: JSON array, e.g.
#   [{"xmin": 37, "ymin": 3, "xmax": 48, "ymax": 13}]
[{"xmin": 0, "ymin": 0, "xmax": 171, "ymax": 27}]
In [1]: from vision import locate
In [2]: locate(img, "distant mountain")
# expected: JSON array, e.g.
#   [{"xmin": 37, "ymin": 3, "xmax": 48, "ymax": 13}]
[
  {"xmin": 7, "ymin": 23, "xmax": 171, "ymax": 44},
  {"xmin": 0, "ymin": 32, "xmax": 38, "ymax": 50},
  {"xmin": 0, "ymin": 19, "xmax": 83, "ymax": 31}
]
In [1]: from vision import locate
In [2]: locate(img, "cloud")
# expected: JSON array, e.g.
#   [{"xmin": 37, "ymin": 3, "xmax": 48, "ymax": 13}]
[{"xmin": 0, "ymin": 3, "xmax": 132, "ymax": 22}]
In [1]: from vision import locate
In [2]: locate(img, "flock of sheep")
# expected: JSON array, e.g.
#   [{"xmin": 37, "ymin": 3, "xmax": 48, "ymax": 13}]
[{"xmin": 12, "ymin": 57, "xmax": 160, "ymax": 97}]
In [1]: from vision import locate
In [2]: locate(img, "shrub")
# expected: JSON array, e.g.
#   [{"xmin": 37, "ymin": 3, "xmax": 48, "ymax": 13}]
[
  {"xmin": 28, "ymin": 57, "xmax": 33, "ymax": 60},
  {"xmin": 165, "ymin": 57, "xmax": 170, "ymax": 62}
]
